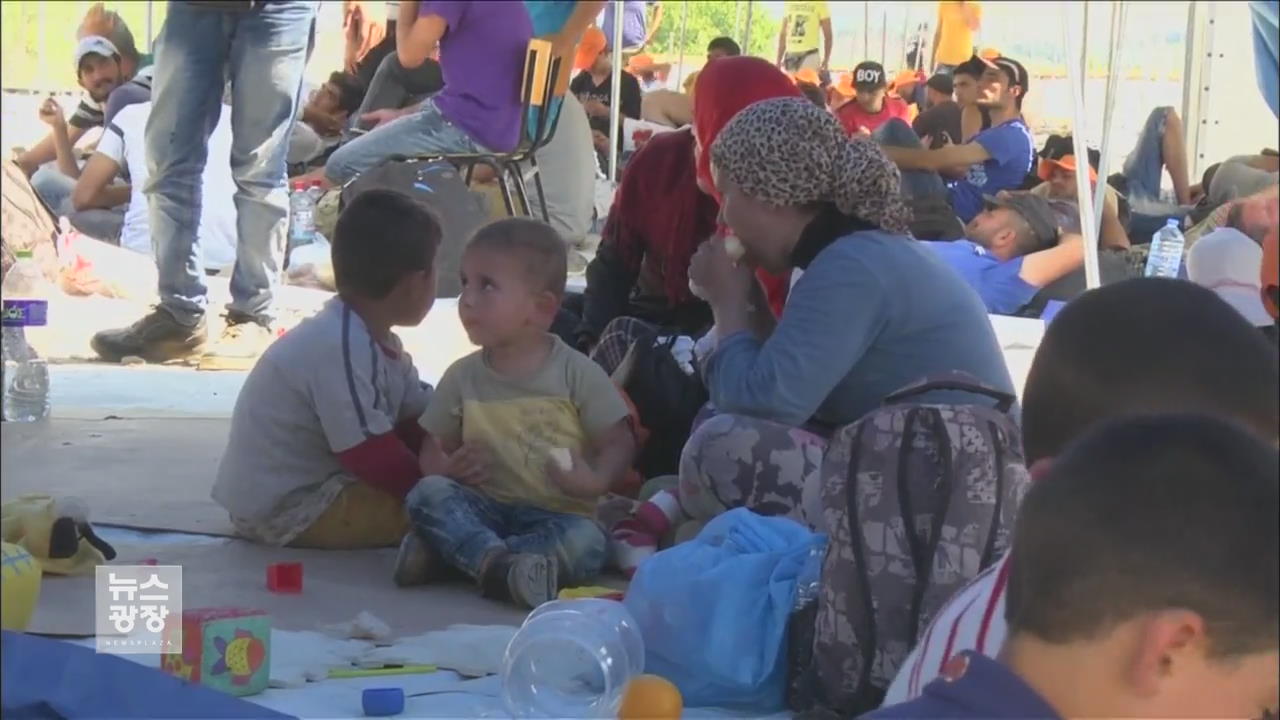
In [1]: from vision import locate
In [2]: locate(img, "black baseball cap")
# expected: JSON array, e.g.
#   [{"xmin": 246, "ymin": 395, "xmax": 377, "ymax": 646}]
[
  {"xmin": 925, "ymin": 73, "xmax": 954, "ymax": 95},
  {"xmin": 852, "ymin": 61, "xmax": 887, "ymax": 90},
  {"xmin": 983, "ymin": 191, "xmax": 1060, "ymax": 249},
  {"xmin": 957, "ymin": 54, "xmax": 1030, "ymax": 97}
]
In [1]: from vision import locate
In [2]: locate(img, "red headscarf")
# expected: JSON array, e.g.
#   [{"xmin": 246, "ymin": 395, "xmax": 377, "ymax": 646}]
[{"xmin": 693, "ymin": 57, "xmax": 803, "ymax": 317}]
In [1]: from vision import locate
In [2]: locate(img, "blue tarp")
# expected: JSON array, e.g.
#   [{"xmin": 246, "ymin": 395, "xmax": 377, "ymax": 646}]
[
  {"xmin": 1251, "ymin": 1, "xmax": 1279, "ymax": 118},
  {"xmin": 1, "ymin": 631, "xmax": 290, "ymax": 719}
]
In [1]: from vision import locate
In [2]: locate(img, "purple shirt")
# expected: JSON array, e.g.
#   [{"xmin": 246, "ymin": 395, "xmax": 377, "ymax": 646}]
[
  {"xmin": 419, "ymin": 1, "xmax": 532, "ymax": 152},
  {"xmin": 601, "ymin": 1, "xmax": 650, "ymax": 49}
]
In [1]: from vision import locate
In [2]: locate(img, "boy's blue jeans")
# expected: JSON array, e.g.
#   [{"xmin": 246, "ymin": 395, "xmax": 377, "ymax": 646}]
[
  {"xmin": 406, "ymin": 475, "xmax": 607, "ymax": 587},
  {"xmin": 146, "ymin": 1, "xmax": 317, "ymax": 325}
]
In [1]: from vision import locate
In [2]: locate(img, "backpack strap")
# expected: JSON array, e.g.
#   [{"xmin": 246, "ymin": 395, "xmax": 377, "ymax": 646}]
[
  {"xmin": 883, "ymin": 373, "xmax": 1016, "ymax": 414},
  {"xmin": 842, "ymin": 421, "xmax": 880, "ymax": 707},
  {"xmin": 896, "ymin": 408, "xmax": 950, "ymax": 649}
]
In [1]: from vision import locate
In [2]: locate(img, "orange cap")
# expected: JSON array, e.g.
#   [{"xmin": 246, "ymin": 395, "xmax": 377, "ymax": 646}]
[
  {"xmin": 1038, "ymin": 154, "xmax": 1098, "ymax": 183},
  {"xmin": 979, "ymin": 47, "xmax": 1002, "ymax": 60},
  {"xmin": 891, "ymin": 69, "xmax": 922, "ymax": 89},
  {"xmin": 831, "ymin": 72, "xmax": 856, "ymax": 98},
  {"xmin": 793, "ymin": 68, "xmax": 820, "ymax": 86},
  {"xmin": 575, "ymin": 27, "xmax": 607, "ymax": 71}
]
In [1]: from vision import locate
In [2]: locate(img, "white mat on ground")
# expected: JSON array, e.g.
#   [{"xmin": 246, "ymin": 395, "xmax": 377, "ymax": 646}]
[{"xmin": 66, "ymin": 631, "xmax": 790, "ymax": 719}]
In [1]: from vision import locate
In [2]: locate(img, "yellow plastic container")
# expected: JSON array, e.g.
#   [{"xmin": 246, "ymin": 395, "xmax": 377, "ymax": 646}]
[{"xmin": 1, "ymin": 541, "xmax": 43, "ymax": 631}]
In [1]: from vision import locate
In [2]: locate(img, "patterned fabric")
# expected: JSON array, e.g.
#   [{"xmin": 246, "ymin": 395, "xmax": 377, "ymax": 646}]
[
  {"xmin": 676, "ymin": 412, "xmax": 830, "ymax": 530},
  {"xmin": 796, "ymin": 384, "xmax": 1030, "ymax": 715},
  {"xmin": 709, "ymin": 97, "xmax": 912, "ymax": 235},
  {"xmin": 591, "ymin": 316, "xmax": 659, "ymax": 377}
]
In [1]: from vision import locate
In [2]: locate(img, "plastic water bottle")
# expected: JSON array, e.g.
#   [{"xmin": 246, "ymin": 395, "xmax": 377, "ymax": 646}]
[
  {"xmin": 1144, "ymin": 218, "xmax": 1186, "ymax": 278},
  {"xmin": 793, "ymin": 539, "xmax": 827, "ymax": 611},
  {"xmin": 288, "ymin": 180, "xmax": 316, "ymax": 250},
  {"xmin": 2, "ymin": 250, "xmax": 51, "ymax": 422}
]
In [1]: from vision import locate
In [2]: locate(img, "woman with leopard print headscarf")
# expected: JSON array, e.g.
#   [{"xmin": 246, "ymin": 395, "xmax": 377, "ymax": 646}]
[{"xmin": 663, "ymin": 97, "xmax": 1015, "ymax": 531}]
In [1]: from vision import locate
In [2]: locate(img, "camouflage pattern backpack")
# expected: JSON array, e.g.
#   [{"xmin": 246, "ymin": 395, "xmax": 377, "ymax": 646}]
[{"xmin": 786, "ymin": 373, "xmax": 1031, "ymax": 716}]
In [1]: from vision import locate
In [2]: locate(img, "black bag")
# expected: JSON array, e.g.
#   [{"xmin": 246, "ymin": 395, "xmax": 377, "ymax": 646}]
[
  {"xmin": 340, "ymin": 158, "xmax": 491, "ymax": 298},
  {"xmin": 613, "ymin": 332, "xmax": 708, "ymax": 479}
]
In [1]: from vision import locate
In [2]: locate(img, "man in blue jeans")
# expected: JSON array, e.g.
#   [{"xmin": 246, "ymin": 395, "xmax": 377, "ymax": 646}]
[{"xmin": 91, "ymin": 1, "xmax": 317, "ymax": 369}]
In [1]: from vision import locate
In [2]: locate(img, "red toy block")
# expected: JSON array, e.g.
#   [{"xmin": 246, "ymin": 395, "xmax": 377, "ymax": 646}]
[{"xmin": 266, "ymin": 562, "xmax": 302, "ymax": 593}]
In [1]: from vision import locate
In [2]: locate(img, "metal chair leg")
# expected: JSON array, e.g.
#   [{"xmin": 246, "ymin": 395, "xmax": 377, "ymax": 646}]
[
  {"xmin": 508, "ymin": 161, "xmax": 534, "ymax": 218},
  {"xmin": 527, "ymin": 152, "xmax": 550, "ymax": 223},
  {"xmin": 490, "ymin": 160, "xmax": 516, "ymax": 217}
]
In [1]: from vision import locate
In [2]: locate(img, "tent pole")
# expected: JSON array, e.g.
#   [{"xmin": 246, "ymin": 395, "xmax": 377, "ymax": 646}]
[
  {"xmin": 863, "ymin": 2, "xmax": 870, "ymax": 62},
  {"xmin": 674, "ymin": 0, "xmax": 689, "ymax": 88},
  {"xmin": 901, "ymin": 4, "xmax": 911, "ymax": 69},
  {"xmin": 742, "ymin": 1, "xmax": 754, "ymax": 54},
  {"xmin": 1092, "ymin": 1, "xmax": 1127, "ymax": 240},
  {"xmin": 881, "ymin": 7, "xmax": 888, "ymax": 65},
  {"xmin": 1064, "ymin": 3, "xmax": 1102, "ymax": 290},
  {"xmin": 607, "ymin": 0, "xmax": 625, "ymax": 183}
]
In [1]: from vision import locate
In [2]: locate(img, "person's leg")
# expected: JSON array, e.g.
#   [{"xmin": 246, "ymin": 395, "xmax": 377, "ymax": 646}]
[
  {"xmin": 1160, "ymin": 108, "xmax": 1192, "ymax": 205},
  {"xmin": 522, "ymin": 94, "xmax": 596, "ymax": 243},
  {"xmin": 353, "ymin": 20, "xmax": 398, "ymax": 92},
  {"xmin": 352, "ymin": 53, "xmax": 444, "ymax": 122},
  {"xmin": 873, "ymin": 118, "xmax": 948, "ymax": 199},
  {"xmin": 30, "ymin": 164, "xmax": 78, "ymax": 218},
  {"xmin": 405, "ymin": 476, "xmax": 556, "ymax": 607},
  {"xmin": 288, "ymin": 481, "xmax": 409, "ymax": 549},
  {"xmin": 799, "ymin": 49, "xmax": 822, "ymax": 72},
  {"xmin": 504, "ymin": 507, "xmax": 607, "ymax": 588},
  {"xmin": 220, "ymin": 1, "xmax": 315, "ymax": 329},
  {"xmin": 325, "ymin": 98, "xmax": 482, "ymax": 185},
  {"xmin": 91, "ymin": 2, "xmax": 230, "ymax": 363},
  {"xmin": 678, "ymin": 412, "xmax": 829, "ymax": 528},
  {"xmin": 67, "ymin": 208, "xmax": 124, "ymax": 245},
  {"xmin": 104, "ymin": 81, "xmax": 152, "ymax": 126},
  {"xmin": 1122, "ymin": 106, "xmax": 1177, "ymax": 204}
]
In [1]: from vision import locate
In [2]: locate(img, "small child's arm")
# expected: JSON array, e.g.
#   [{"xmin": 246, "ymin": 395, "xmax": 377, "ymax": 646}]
[{"xmin": 549, "ymin": 418, "xmax": 637, "ymax": 499}]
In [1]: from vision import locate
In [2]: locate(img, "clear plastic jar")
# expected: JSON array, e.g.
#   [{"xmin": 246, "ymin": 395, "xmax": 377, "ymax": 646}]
[{"xmin": 501, "ymin": 598, "xmax": 645, "ymax": 718}]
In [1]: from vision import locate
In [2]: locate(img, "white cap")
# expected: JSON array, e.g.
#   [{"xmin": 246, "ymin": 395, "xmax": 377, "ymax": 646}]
[
  {"xmin": 1187, "ymin": 227, "xmax": 1272, "ymax": 327},
  {"xmin": 75, "ymin": 35, "xmax": 120, "ymax": 70}
]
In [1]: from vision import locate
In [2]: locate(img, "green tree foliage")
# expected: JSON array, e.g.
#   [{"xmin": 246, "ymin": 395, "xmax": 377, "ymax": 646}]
[{"xmin": 644, "ymin": 1, "xmax": 780, "ymax": 60}]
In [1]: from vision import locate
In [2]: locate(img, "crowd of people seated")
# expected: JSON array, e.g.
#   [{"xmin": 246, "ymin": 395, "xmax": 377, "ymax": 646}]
[{"xmin": 5, "ymin": 1, "xmax": 1277, "ymax": 717}]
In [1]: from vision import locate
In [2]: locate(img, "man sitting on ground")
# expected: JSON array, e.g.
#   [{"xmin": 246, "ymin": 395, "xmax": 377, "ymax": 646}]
[
  {"xmin": 323, "ymin": 1, "xmax": 534, "ymax": 186},
  {"xmin": 1030, "ymin": 136, "xmax": 1129, "ymax": 249},
  {"xmin": 880, "ymin": 54, "xmax": 1035, "ymax": 224},
  {"xmin": 289, "ymin": 72, "xmax": 367, "ymax": 170},
  {"xmin": 834, "ymin": 61, "xmax": 910, "ymax": 136},
  {"xmin": 911, "ymin": 73, "xmax": 961, "ymax": 150},
  {"xmin": 16, "ymin": 37, "xmax": 127, "ymax": 217},
  {"xmin": 925, "ymin": 191, "xmax": 1083, "ymax": 315},
  {"xmin": 71, "ymin": 101, "xmax": 236, "ymax": 272}
]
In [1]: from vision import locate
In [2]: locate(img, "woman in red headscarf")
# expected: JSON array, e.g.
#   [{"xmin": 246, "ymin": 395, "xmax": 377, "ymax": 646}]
[{"xmin": 565, "ymin": 56, "xmax": 800, "ymax": 373}]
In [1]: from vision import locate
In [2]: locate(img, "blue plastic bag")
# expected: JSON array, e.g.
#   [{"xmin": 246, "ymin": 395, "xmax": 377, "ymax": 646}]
[{"xmin": 623, "ymin": 508, "xmax": 826, "ymax": 711}]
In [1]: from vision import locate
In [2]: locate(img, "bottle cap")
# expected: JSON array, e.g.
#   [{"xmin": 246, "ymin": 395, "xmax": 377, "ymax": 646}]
[{"xmin": 361, "ymin": 687, "xmax": 405, "ymax": 717}]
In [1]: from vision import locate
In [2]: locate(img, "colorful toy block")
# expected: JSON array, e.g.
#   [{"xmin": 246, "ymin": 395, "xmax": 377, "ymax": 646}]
[
  {"xmin": 266, "ymin": 562, "xmax": 302, "ymax": 593},
  {"xmin": 161, "ymin": 608, "xmax": 271, "ymax": 696}
]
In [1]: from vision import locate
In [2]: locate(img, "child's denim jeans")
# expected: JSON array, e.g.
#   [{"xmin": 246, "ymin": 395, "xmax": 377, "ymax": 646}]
[{"xmin": 406, "ymin": 476, "xmax": 607, "ymax": 587}]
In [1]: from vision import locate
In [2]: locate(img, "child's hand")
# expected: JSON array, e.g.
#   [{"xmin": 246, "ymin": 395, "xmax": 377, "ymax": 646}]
[
  {"xmin": 446, "ymin": 443, "xmax": 491, "ymax": 486},
  {"xmin": 546, "ymin": 450, "xmax": 606, "ymax": 499}
]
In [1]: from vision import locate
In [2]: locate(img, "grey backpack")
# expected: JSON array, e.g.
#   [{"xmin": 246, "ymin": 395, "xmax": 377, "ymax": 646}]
[
  {"xmin": 340, "ymin": 158, "xmax": 491, "ymax": 298},
  {"xmin": 787, "ymin": 373, "xmax": 1030, "ymax": 716}
]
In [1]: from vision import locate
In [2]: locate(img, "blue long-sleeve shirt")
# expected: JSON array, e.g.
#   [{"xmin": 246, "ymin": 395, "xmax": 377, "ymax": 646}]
[{"xmin": 705, "ymin": 231, "xmax": 1014, "ymax": 428}]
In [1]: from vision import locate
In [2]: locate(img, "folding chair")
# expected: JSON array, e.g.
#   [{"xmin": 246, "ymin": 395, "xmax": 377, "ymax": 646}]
[{"xmin": 425, "ymin": 38, "xmax": 564, "ymax": 222}]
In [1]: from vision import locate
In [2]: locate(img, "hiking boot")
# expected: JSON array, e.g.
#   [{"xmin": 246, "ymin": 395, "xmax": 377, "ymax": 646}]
[
  {"xmin": 480, "ymin": 552, "xmax": 558, "ymax": 609},
  {"xmin": 393, "ymin": 532, "xmax": 442, "ymax": 587},
  {"xmin": 198, "ymin": 313, "xmax": 275, "ymax": 371},
  {"xmin": 91, "ymin": 308, "xmax": 208, "ymax": 364}
]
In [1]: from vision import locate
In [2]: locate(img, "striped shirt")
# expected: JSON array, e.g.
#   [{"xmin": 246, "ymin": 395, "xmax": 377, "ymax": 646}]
[
  {"xmin": 68, "ymin": 95, "xmax": 105, "ymax": 130},
  {"xmin": 883, "ymin": 552, "xmax": 1011, "ymax": 704},
  {"xmin": 212, "ymin": 298, "xmax": 432, "ymax": 545}
]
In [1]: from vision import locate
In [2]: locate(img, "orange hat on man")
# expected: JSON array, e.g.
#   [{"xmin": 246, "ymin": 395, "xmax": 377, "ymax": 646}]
[{"xmin": 575, "ymin": 27, "xmax": 607, "ymax": 71}]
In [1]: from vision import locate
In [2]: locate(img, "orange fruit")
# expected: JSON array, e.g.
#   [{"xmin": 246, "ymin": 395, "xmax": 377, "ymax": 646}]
[{"xmin": 617, "ymin": 674, "xmax": 683, "ymax": 720}]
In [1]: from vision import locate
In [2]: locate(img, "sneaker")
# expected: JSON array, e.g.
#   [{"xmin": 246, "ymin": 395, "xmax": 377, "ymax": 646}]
[
  {"xmin": 198, "ymin": 314, "xmax": 275, "ymax": 371},
  {"xmin": 505, "ymin": 553, "xmax": 558, "ymax": 609},
  {"xmin": 90, "ymin": 308, "xmax": 208, "ymax": 364},
  {"xmin": 393, "ymin": 532, "xmax": 442, "ymax": 587}
]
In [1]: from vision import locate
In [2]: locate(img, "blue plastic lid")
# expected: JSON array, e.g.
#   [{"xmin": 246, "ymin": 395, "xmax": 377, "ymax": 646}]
[{"xmin": 362, "ymin": 687, "xmax": 405, "ymax": 717}]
